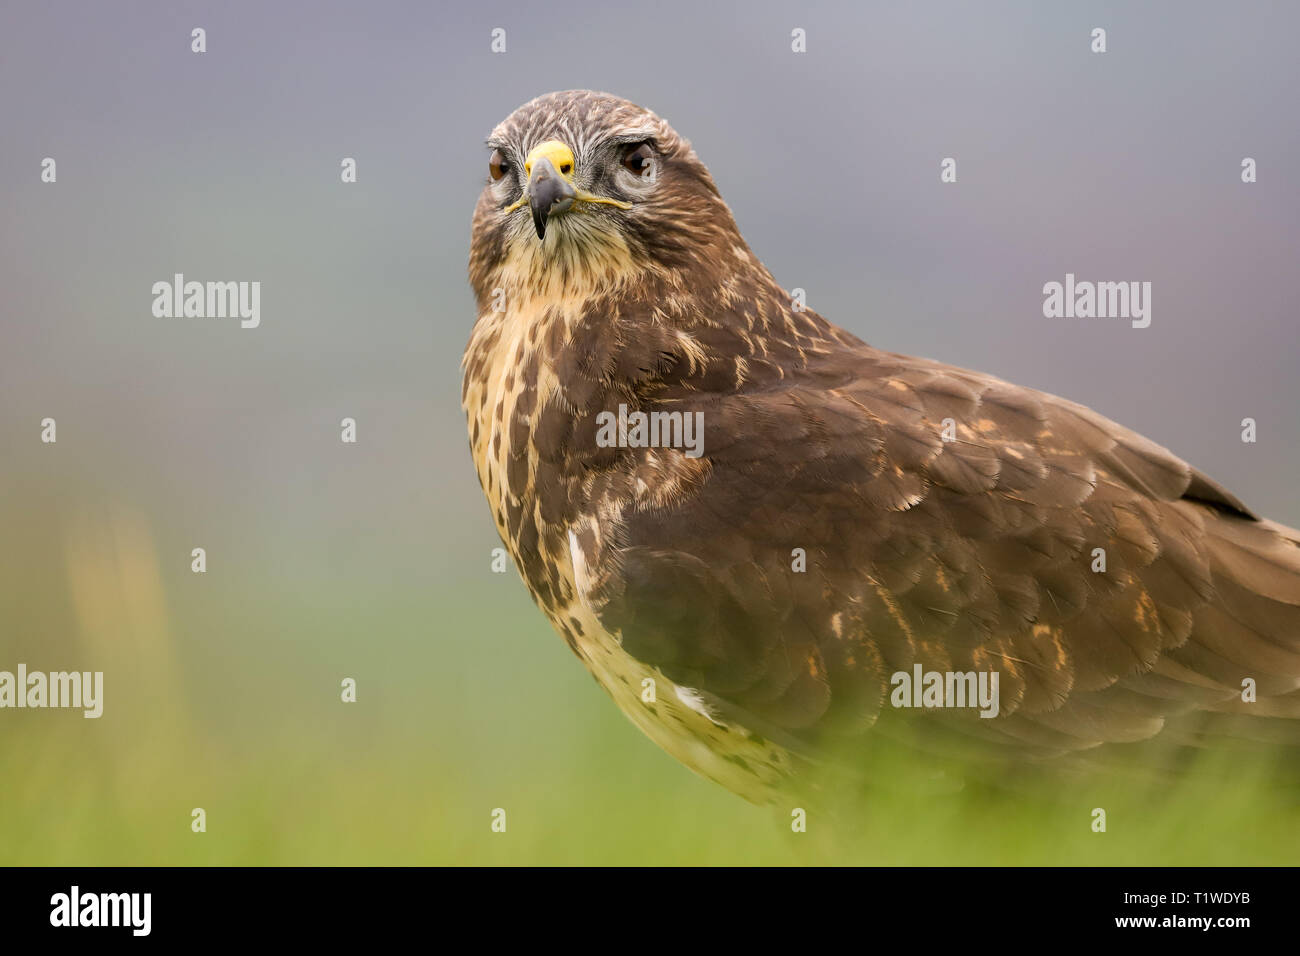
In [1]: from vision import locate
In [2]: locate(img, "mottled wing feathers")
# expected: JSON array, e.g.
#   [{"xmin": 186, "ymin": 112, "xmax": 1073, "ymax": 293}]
[{"xmin": 580, "ymin": 336, "xmax": 1300, "ymax": 765}]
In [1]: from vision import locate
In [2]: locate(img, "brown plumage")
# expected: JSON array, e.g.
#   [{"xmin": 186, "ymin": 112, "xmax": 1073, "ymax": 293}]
[{"xmin": 462, "ymin": 90, "xmax": 1300, "ymax": 803}]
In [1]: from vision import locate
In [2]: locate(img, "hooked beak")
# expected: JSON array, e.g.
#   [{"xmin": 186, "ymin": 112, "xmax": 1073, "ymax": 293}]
[
  {"xmin": 505, "ymin": 139, "xmax": 631, "ymax": 240},
  {"xmin": 527, "ymin": 156, "xmax": 576, "ymax": 240}
]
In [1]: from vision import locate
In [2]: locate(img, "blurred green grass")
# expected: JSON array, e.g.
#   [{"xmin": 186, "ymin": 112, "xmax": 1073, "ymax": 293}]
[{"xmin": 1, "ymin": 496, "xmax": 1297, "ymax": 865}]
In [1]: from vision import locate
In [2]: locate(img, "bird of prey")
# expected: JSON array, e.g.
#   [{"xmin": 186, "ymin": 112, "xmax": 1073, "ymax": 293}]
[{"xmin": 461, "ymin": 90, "xmax": 1300, "ymax": 805}]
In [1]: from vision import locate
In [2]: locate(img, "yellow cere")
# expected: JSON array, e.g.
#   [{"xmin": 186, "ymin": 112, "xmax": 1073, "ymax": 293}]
[
  {"xmin": 525, "ymin": 140, "xmax": 576, "ymax": 178},
  {"xmin": 504, "ymin": 139, "xmax": 633, "ymax": 214}
]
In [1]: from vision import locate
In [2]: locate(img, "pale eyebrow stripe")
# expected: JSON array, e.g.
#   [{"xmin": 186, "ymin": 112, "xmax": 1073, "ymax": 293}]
[{"xmin": 607, "ymin": 128, "xmax": 659, "ymax": 145}]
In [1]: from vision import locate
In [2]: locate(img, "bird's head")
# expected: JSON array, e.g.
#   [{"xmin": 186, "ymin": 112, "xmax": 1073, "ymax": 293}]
[{"xmin": 469, "ymin": 90, "xmax": 745, "ymax": 305}]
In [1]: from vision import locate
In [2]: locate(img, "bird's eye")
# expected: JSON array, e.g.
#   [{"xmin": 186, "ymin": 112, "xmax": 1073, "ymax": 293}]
[
  {"xmin": 622, "ymin": 142, "xmax": 654, "ymax": 177},
  {"xmin": 488, "ymin": 148, "xmax": 510, "ymax": 181}
]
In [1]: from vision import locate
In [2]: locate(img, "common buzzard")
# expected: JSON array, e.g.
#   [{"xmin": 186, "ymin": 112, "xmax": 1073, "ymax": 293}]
[{"xmin": 461, "ymin": 91, "xmax": 1300, "ymax": 804}]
